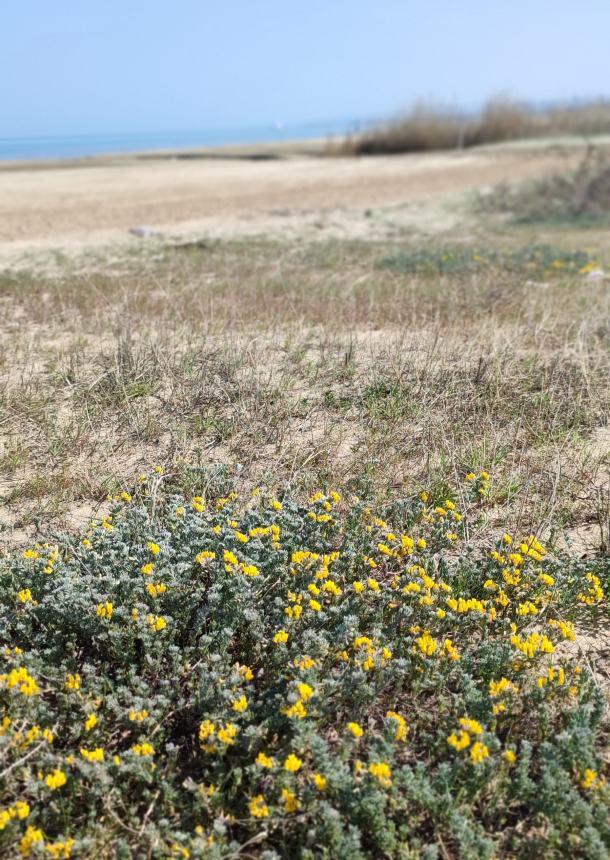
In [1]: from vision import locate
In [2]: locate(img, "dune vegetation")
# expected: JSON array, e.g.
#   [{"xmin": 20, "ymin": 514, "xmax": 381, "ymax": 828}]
[
  {"xmin": 340, "ymin": 98, "xmax": 610, "ymax": 156},
  {"xmin": 1, "ymin": 474, "xmax": 609, "ymax": 858}
]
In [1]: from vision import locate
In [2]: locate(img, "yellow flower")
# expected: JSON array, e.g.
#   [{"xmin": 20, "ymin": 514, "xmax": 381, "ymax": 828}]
[
  {"xmin": 249, "ymin": 794, "xmax": 270, "ymax": 818},
  {"xmin": 347, "ymin": 721, "xmax": 364, "ymax": 738},
  {"xmin": 284, "ymin": 753, "xmax": 303, "ymax": 772},
  {"xmin": 238, "ymin": 664, "xmax": 254, "ymax": 681},
  {"xmin": 141, "ymin": 563, "xmax": 155, "ymax": 576},
  {"xmin": 297, "ymin": 682, "xmax": 315, "ymax": 702},
  {"xmin": 274, "ymin": 630, "xmax": 289, "ymax": 644},
  {"xmin": 415, "ymin": 631, "xmax": 437, "ymax": 657},
  {"xmin": 96, "ymin": 602, "xmax": 113, "ymax": 619},
  {"xmin": 132, "ymin": 742, "xmax": 155, "ymax": 756},
  {"xmin": 386, "ymin": 711, "xmax": 409, "ymax": 742},
  {"xmin": 147, "ymin": 542, "xmax": 161, "ymax": 555},
  {"xmin": 312, "ymin": 772, "xmax": 327, "ymax": 790},
  {"xmin": 80, "ymin": 747, "xmax": 105, "ymax": 762},
  {"xmin": 443, "ymin": 639, "xmax": 460, "ymax": 661},
  {"xmin": 283, "ymin": 700, "xmax": 308, "ymax": 719},
  {"xmin": 84, "ymin": 713, "xmax": 98, "ymax": 732},
  {"xmin": 45, "ymin": 769, "xmax": 67, "ymax": 790},
  {"xmin": 281, "ymin": 787, "xmax": 300, "ymax": 812},
  {"xmin": 470, "ymin": 741, "xmax": 490, "ymax": 764},
  {"xmin": 217, "ymin": 723, "xmax": 238, "ymax": 745},
  {"xmin": 232, "ymin": 695, "xmax": 248, "ymax": 712},
  {"xmin": 489, "ymin": 677, "xmax": 519, "ymax": 697},
  {"xmin": 65, "ymin": 673, "xmax": 81, "ymax": 691},
  {"xmin": 503, "ymin": 749, "xmax": 517, "ymax": 764},
  {"xmin": 129, "ymin": 709, "xmax": 149, "ymax": 722},
  {"xmin": 447, "ymin": 730, "xmax": 471, "ymax": 751},
  {"xmin": 459, "ymin": 717, "xmax": 484, "ymax": 736},
  {"xmin": 0, "ymin": 667, "xmax": 40, "ymax": 696},
  {"xmin": 146, "ymin": 614, "xmax": 167, "ymax": 632},
  {"xmin": 581, "ymin": 769, "xmax": 602, "ymax": 790},
  {"xmin": 20, "ymin": 826, "xmax": 44, "ymax": 857},
  {"xmin": 294, "ymin": 655, "xmax": 316, "ymax": 670},
  {"xmin": 369, "ymin": 761, "xmax": 392, "ymax": 787},
  {"xmin": 255, "ymin": 752, "xmax": 275, "ymax": 769},
  {"xmin": 146, "ymin": 582, "xmax": 167, "ymax": 597},
  {"xmin": 548, "ymin": 618, "xmax": 576, "ymax": 641},
  {"xmin": 199, "ymin": 720, "xmax": 216, "ymax": 744}
]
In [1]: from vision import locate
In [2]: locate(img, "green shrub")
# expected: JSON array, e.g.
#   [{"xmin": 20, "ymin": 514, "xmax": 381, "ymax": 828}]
[
  {"xmin": 480, "ymin": 150, "xmax": 610, "ymax": 226},
  {"xmin": 1, "ymin": 471, "xmax": 609, "ymax": 858}
]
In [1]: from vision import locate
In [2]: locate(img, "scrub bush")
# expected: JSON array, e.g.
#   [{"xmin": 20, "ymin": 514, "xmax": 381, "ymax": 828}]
[{"xmin": 1, "ymin": 471, "xmax": 609, "ymax": 858}]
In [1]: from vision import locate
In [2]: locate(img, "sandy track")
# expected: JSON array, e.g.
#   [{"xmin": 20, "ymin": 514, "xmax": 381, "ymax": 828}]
[{"xmin": 0, "ymin": 144, "xmax": 586, "ymax": 252}]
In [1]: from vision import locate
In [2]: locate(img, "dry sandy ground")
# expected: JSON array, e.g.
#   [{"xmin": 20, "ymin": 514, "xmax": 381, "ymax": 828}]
[{"xmin": 0, "ymin": 141, "xmax": 592, "ymax": 261}]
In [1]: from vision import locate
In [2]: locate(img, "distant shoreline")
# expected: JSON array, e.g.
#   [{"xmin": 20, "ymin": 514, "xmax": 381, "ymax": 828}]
[
  {"xmin": 2, "ymin": 131, "xmax": 610, "ymax": 173},
  {"xmin": 0, "ymin": 136, "xmax": 337, "ymax": 172},
  {"xmin": 0, "ymin": 118, "xmax": 364, "ymax": 165}
]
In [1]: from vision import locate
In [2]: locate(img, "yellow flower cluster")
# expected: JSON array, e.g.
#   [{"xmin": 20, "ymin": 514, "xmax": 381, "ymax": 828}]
[
  {"xmin": 198, "ymin": 720, "xmax": 238, "ymax": 752},
  {"xmin": 0, "ymin": 666, "xmax": 40, "ymax": 696},
  {"xmin": 0, "ymin": 800, "xmax": 30, "ymax": 831}
]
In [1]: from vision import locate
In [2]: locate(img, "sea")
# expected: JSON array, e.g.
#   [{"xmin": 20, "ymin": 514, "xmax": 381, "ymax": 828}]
[{"xmin": 0, "ymin": 117, "xmax": 366, "ymax": 162}]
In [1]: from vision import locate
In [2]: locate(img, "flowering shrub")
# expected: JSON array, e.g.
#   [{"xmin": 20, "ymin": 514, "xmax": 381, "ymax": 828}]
[{"xmin": 1, "ymin": 473, "xmax": 609, "ymax": 858}]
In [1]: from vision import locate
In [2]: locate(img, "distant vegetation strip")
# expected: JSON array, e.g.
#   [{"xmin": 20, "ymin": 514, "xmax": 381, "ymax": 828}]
[{"xmin": 339, "ymin": 98, "xmax": 610, "ymax": 155}]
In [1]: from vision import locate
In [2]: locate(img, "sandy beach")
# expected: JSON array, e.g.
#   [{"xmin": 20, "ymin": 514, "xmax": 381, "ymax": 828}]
[{"xmin": 0, "ymin": 139, "xmax": 594, "ymax": 261}]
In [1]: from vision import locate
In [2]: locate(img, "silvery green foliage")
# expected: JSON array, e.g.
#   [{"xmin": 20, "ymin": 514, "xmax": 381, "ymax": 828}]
[{"xmin": 0, "ymin": 478, "xmax": 609, "ymax": 858}]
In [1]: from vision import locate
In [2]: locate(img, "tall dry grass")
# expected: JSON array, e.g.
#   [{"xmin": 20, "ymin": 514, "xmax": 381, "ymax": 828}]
[{"xmin": 341, "ymin": 98, "xmax": 610, "ymax": 156}]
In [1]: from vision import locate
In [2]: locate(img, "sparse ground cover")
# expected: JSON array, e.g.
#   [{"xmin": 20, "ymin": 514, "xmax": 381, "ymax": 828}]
[
  {"xmin": 0, "ymin": 144, "xmax": 609, "ymax": 857},
  {"xmin": 0, "ymin": 235, "xmax": 608, "ymax": 554}
]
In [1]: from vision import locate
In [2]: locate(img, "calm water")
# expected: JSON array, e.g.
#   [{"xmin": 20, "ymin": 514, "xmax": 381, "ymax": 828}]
[{"xmin": 0, "ymin": 118, "xmax": 365, "ymax": 162}]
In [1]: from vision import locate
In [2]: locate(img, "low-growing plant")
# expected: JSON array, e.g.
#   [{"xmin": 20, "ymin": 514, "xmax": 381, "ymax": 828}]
[
  {"xmin": 479, "ymin": 149, "xmax": 610, "ymax": 226},
  {"xmin": 1, "ymin": 470, "xmax": 609, "ymax": 858},
  {"xmin": 380, "ymin": 244, "xmax": 592, "ymax": 276}
]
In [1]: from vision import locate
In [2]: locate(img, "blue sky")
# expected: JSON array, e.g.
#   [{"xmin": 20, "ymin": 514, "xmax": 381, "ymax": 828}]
[{"xmin": 1, "ymin": 0, "xmax": 609, "ymax": 137}]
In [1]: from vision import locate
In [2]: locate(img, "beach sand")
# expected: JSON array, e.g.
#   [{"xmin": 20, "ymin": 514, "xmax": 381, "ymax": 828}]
[{"xmin": 0, "ymin": 139, "xmax": 595, "ymax": 262}]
